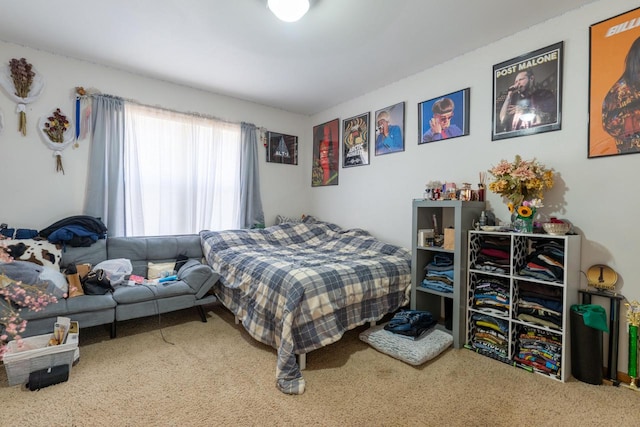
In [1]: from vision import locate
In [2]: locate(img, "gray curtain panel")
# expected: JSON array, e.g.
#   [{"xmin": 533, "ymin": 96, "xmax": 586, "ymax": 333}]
[
  {"xmin": 240, "ymin": 122, "xmax": 265, "ymax": 229},
  {"xmin": 83, "ymin": 95, "xmax": 126, "ymax": 237}
]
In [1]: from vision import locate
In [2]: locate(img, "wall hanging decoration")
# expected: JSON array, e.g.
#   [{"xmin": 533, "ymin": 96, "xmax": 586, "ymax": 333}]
[
  {"xmin": 374, "ymin": 102, "xmax": 405, "ymax": 155},
  {"xmin": 38, "ymin": 108, "xmax": 74, "ymax": 174},
  {"xmin": 266, "ymin": 131, "xmax": 298, "ymax": 165},
  {"xmin": 586, "ymin": 264, "xmax": 618, "ymax": 291},
  {"xmin": 589, "ymin": 7, "xmax": 640, "ymax": 158},
  {"xmin": 0, "ymin": 58, "xmax": 45, "ymax": 136},
  {"xmin": 487, "ymin": 155, "xmax": 554, "ymax": 232},
  {"xmin": 492, "ymin": 42, "xmax": 563, "ymax": 141},
  {"xmin": 419, "ymin": 88, "xmax": 470, "ymax": 144},
  {"xmin": 259, "ymin": 127, "xmax": 268, "ymax": 148},
  {"xmin": 73, "ymin": 86, "xmax": 94, "ymax": 144},
  {"xmin": 74, "ymin": 87, "xmax": 84, "ymax": 144},
  {"xmin": 342, "ymin": 112, "xmax": 370, "ymax": 167},
  {"xmin": 312, "ymin": 118, "xmax": 339, "ymax": 187}
]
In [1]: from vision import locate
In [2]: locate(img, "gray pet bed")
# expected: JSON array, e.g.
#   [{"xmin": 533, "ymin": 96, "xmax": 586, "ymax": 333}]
[{"xmin": 359, "ymin": 323, "xmax": 453, "ymax": 366}]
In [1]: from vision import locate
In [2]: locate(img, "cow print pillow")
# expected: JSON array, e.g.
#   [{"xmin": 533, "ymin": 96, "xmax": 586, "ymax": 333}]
[{"xmin": 1, "ymin": 239, "xmax": 62, "ymax": 269}]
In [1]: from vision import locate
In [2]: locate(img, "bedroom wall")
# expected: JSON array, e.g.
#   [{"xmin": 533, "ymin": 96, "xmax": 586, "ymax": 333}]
[
  {"xmin": 0, "ymin": 40, "xmax": 311, "ymax": 231},
  {"xmin": 0, "ymin": 0, "xmax": 637, "ymax": 375},
  {"xmin": 309, "ymin": 0, "xmax": 640, "ymax": 373}
]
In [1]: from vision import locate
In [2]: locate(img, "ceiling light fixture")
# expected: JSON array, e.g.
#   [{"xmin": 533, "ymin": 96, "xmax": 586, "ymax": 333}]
[{"xmin": 268, "ymin": 0, "xmax": 310, "ymax": 23}]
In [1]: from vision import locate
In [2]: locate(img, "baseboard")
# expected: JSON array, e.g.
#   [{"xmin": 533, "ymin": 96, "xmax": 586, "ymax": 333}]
[
  {"xmin": 617, "ymin": 371, "xmax": 630, "ymax": 384},
  {"xmin": 602, "ymin": 370, "xmax": 637, "ymax": 388}
]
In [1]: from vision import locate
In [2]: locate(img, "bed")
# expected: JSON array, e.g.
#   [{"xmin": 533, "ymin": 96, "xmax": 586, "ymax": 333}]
[{"xmin": 199, "ymin": 217, "xmax": 411, "ymax": 394}]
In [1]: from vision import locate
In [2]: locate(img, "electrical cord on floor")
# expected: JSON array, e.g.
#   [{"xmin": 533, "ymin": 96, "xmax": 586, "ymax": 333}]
[{"xmin": 141, "ymin": 283, "xmax": 175, "ymax": 346}]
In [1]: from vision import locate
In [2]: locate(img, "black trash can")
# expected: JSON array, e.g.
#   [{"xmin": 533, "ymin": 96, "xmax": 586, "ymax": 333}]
[
  {"xmin": 570, "ymin": 305, "xmax": 604, "ymax": 385},
  {"xmin": 444, "ymin": 298, "xmax": 453, "ymax": 330}
]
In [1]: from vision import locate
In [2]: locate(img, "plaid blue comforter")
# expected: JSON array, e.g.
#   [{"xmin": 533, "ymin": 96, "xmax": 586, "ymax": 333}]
[{"xmin": 200, "ymin": 219, "xmax": 411, "ymax": 394}]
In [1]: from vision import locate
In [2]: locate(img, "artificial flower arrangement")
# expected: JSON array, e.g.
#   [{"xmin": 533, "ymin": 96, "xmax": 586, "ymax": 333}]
[
  {"xmin": 487, "ymin": 155, "xmax": 554, "ymax": 219},
  {"xmin": 0, "ymin": 242, "xmax": 59, "ymax": 358}
]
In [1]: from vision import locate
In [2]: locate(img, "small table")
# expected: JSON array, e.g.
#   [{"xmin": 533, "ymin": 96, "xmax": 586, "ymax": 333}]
[{"xmin": 578, "ymin": 288, "xmax": 625, "ymax": 386}]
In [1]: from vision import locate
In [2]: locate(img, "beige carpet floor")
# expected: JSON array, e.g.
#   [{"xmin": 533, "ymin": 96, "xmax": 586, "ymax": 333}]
[{"xmin": 0, "ymin": 303, "xmax": 637, "ymax": 427}]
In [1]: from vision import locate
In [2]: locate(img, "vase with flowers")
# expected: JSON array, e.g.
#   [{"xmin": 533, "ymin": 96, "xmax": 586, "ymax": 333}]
[{"xmin": 487, "ymin": 155, "xmax": 554, "ymax": 232}]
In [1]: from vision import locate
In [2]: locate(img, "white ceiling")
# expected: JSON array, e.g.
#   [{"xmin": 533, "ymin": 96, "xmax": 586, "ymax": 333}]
[{"xmin": 0, "ymin": 0, "xmax": 598, "ymax": 115}]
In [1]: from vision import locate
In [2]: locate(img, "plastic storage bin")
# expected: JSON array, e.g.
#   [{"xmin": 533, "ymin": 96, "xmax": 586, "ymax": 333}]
[
  {"xmin": 570, "ymin": 306, "xmax": 603, "ymax": 385},
  {"xmin": 3, "ymin": 334, "xmax": 77, "ymax": 386}
]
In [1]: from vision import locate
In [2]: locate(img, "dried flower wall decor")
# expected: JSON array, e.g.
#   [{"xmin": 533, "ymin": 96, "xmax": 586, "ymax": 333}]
[
  {"xmin": 10, "ymin": 58, "xmax": 34, "ymax": 134},
  {"xmin": 0, "ymin": 58, "xmax": 45, "ymax": 136},
  {"xmin": 38, "ymin": 108, "xmax": 75, "ymax": 174}
]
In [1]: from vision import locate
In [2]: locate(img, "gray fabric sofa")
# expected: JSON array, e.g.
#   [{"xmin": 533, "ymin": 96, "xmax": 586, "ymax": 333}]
[{"xmin": 19, "ymin": 235, "xmax": 219, "ymax": 338}]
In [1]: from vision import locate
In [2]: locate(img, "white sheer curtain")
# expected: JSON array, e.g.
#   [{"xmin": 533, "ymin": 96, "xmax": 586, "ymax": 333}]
[{"xmin": 123, "ymin": 104, "xmax": 242, "ymax": 236}]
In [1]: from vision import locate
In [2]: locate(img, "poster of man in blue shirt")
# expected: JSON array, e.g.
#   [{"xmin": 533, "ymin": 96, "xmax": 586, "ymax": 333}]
[{"xmin": 375, "ymin": 102, "xmax": 405, "ymax": 155}]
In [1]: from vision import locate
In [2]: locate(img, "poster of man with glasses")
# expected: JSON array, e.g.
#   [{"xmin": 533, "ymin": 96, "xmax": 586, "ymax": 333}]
[{"xmin": 419, "ymin": 88, "xmax": 470, "ymax": 144}]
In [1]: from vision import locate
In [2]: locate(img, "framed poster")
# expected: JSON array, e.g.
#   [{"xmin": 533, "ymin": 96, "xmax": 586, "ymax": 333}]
[
  {"xmin": 589, "ymin": 7, "xmax": 640, "ymax": 158},
  {"xmin": 311, "ymin": 118, "xmax": 339, "ymax": 187},
  {"xmin": 342, "ymin": 112, "xmax": 370, "ymax": 167},
  {"xmin": 492, "ymin": 42, "xmax": 563, "ymax": 141},
  {"xmin": 419, "ymin": 88, "xmax": 470, "ymax": 144},
  {"xmin": 374, "ymin": 101, "xmax": 405, "ymax": 155},
  {"xmin": 266, "ymin": 131, "xmax": 298, "ymax": 165}
]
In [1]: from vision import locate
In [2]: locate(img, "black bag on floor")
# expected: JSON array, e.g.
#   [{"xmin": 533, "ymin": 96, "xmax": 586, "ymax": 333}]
[{"xmin": 27, "ymin": 364, "xmax": 70, "ymax": 391}]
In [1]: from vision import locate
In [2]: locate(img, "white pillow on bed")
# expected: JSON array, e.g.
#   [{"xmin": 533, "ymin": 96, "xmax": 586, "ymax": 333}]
[{"xmin": 359, "ymin": 323, "xmax": 453, "ymax": 366}]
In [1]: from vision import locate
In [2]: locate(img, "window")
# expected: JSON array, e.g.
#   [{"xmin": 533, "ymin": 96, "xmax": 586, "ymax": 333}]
[{"xmin": 123, "ymin": 104, "xmax": 242, "ymax": 236}]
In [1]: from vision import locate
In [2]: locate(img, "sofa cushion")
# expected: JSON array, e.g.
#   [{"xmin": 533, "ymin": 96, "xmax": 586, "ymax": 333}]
[
  {"xmin": 107, "ymin": 235, "xmax": 203, "ymax": 277},
  {"xmin": 20, "ymin": 298, "xmax": 69, "ymax": 319},
  {"xmin": 60, "ymin": 239, "xmax": 108, "ymax": 269},
  {"xmin": 65, "ymin": 294, "xmax": 116, "ymax": 313},
  {"xmin": 112, "ymin": 281, "xmax": 194, "ymax": 304}
]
